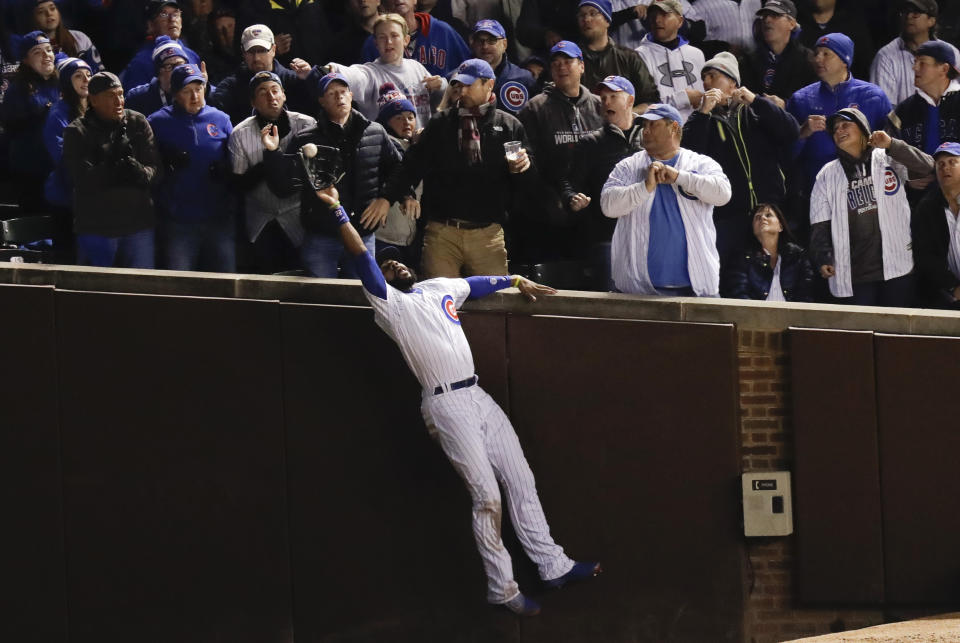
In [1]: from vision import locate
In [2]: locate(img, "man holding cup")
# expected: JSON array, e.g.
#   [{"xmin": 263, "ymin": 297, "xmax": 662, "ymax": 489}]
[{"xmin": 381, "ymin": 58, "xmax": 538, "ymax": 278}]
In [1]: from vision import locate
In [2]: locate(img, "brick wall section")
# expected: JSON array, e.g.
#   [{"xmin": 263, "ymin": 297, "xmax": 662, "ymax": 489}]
[{"xmin": 737, "ymin": 330, "xmax": 884, "ymax": 643}]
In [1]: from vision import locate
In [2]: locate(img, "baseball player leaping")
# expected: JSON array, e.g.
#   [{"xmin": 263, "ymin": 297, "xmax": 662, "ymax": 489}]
[{"xmin": 316, "ymin": 184, "xmax": 601, "ymax": 616}]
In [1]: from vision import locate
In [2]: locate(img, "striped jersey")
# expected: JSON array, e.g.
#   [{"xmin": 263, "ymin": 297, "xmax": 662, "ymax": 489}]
[{"xmin": 364, "ymin": 278, "xmax": 475, "ymax": 393}]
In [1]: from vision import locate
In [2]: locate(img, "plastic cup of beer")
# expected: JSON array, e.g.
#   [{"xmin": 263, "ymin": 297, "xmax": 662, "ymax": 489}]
[{"xmin": 504, "ymin": 140, "xmax": 522, "ymax": 162}]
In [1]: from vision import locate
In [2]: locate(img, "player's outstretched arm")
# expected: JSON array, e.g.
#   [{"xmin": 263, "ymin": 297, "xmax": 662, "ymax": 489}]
[
  {"xmin": 464, "ymin": 276, "xmax": 557, "ymax": 302},
  {"xmin": 316, "ymin": 186, "xmax": 389, "ymax": 299}
]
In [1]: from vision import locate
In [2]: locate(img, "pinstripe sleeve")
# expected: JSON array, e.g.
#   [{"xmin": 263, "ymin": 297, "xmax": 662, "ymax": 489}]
[
  {"xmin": 674, "ymin": 157, "xmax": 731, "ymax": 207},
  {"xmin": 601, "ymin": 154, "xmax": 653, "ymax": 218}
]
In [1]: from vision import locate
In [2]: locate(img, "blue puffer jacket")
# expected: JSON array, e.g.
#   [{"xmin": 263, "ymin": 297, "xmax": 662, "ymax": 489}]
[
  {"xmin": 148, "ymin": 102, "xmax": 234, "ymax": 222},
  {"xmin": 787, "ymin": 77, "xmax": 891, "ymax": 193},
  {"xmin": 722, "ymin": 241, "xmax": 815, "ymax": 302},
  {"xmin": 42, "ymin": 99, "xmax": 81, "ymax": 207}
]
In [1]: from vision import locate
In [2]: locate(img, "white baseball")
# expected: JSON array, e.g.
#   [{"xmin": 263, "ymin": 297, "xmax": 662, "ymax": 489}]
[{"xmin": 302, "ymin": 143, "xmax": 317, "ymax": 158}]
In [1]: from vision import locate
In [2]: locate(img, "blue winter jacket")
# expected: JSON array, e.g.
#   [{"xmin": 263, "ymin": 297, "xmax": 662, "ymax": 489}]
[
  {"xmin": 1, "ymin": 77, "xmax": 60, "ymax": 178},
  {"xmin": 121, "ymin": 38, "xmax": 201, "ymax": 91},
  {"xmin": 493, "ymin": 57, "xmax": 537, "ymax": 115},
  {"xmin": 148, "ymin": 103, "xmax": 233, "ymax": 222},
  {"xmin": 786, "ymin": 76, "xmax": 891, "ymax": 193},
  {"xmin": 42, "ymin": 99, "xmax": 80, "ymax": 207},
  {"xmin": 125, "ymin": 78, "xmax": 169, "ymax": 117}
]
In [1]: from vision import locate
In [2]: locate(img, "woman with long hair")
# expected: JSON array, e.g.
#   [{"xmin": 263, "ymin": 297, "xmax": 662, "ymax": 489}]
[
  {"xmin": 20, "ymin": 0, "xmax": 102, "ymax": 71},
  {"xmin": 1, "ymin": 30, "xmax": 60, "ymax": 211},
  {"xmin": 43, "ymin": 56, "xmax": 91, "ymax": 256},
  {"xmin": 723, "ymin": 202, "xmax": 815, "ymax": 302}
]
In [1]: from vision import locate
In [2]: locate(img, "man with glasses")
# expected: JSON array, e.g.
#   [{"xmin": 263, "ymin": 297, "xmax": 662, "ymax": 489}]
[
  {"xmin": 121, "ymin": 0, "xmax": 201, "ymax": 91},
  {"xmin": 125, "ymin": 35, "xmax": 189, "ymax": 116},
  {"xmin": 468, "ymin": 19, "xmax": 537, "ymax": 115}
]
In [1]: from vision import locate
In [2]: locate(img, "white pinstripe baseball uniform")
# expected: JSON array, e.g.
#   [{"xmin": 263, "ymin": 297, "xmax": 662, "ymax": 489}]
[
  {"xmin": 810, "ymin": 146, "xmax": 915, "ymax": 298},
  {"xmin": 362, "ymin": 274, "xmax": 574, "ymax": 604},
  {"xmin": 871, "ymin": 37, "xmax": 960, "ymax": 107},
  {"xmin": 687, "ymin": 0, "xmax": 762, "ymax": 53},
  {"xmin": 601, "ymin": 147, "xmax": 732, "ymax": 296}
]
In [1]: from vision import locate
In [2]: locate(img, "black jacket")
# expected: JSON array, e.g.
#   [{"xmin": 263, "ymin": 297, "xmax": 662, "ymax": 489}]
[
  {"xmin": 739, "ymin": 38, "xmax": 818, "ymax": 104},
  {"xmin": 579, "ymin": 40, "xmax": 659, "ymax": 107},
  {"xmin": 723, "ymin": 241, "xmax": 815, "ymax": 302},
  {"xmin": 887, "ymin": 89, "xmax": 960, "ymax": 153},
  {"xmin": 518, "ymin": 83, "xmax": 603, "ymax": 186},
  {"xmin": 62, "ymin": 109, "xmax": 160, "ymax": 236},
  {"xmin": 382, "ymin": 103, "xmax": 536, "ymax": 226},
  {"xmin": 912, "ymin": 188, "xmax": 960, "ymax": 306},
  {"xmin": 559, "ymin": 117, "xmax": 644, "ymax": 246},
  {"xmin": 210, "ymin": 60, "xmax": 311, "ymax": 126},
  {"xmin": 264, "ymin": 109, "xmax": 401, "ymax": 236},
  {"xmin": 682, "ymin": 96, "xmax": 799, "ymax": 221}
]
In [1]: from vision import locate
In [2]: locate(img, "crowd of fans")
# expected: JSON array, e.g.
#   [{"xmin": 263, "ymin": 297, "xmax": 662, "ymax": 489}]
[{"xmin": 2, "ymin": 0, "xmax": 960, "ymax": 309}]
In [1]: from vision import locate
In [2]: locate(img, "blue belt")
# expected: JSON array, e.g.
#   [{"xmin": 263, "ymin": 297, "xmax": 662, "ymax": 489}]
[{"xmin": 433, "ymin": 375, "xmax": 478, "ymax": 395}]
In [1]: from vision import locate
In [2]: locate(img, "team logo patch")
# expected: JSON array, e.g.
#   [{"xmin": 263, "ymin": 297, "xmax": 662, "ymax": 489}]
[
  {"xmin": 500, "ymin": 81, "xmax": 528, "ymax": 112},
  {"xmin": 207, "ymin": 123, "xmax": 221, "ymax": 137},
  {"xmin": 441, "ymin": 295, "xmax": 460, "ymax": 325},
  {"xmin": 883, "ymin": 166, "xmax": 901, "ymax": 196}
]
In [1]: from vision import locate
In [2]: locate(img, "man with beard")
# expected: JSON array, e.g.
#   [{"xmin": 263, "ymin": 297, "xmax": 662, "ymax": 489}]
[{"xmin": 313, "ymin": 181, "xmax": 602, "ymax": 617}]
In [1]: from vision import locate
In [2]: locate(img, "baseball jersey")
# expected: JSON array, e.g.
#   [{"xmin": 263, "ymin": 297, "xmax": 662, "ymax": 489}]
[{"xmin": 365, "ymin": 277, "xmax": 475, "ymax": 391}]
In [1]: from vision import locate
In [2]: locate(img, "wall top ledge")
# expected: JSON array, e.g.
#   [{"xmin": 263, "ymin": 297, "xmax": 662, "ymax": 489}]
[{"xmin": 2, "ymin": 263, "xmax": 958, "ymax": 337}]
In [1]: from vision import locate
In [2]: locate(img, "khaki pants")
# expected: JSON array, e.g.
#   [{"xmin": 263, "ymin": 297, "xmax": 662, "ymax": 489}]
[{"xmin": 421, "ymin": 221, "xmax": 509, "ymax": 278}]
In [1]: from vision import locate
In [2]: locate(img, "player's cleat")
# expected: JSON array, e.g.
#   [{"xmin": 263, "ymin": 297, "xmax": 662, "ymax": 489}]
[
  {"xmin": 501, "ymin": 592, "xmax": 541, "ymax": 616},
  {"xmin": 544, "ymin": 561, "xmax": 602, "ymax": 589}
]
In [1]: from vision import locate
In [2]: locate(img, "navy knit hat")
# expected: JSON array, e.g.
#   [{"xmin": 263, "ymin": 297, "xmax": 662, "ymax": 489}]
[
  {"xmin": 152, "ymin": 35, "xmax": 187, "ymax": 69},
  {"xmin": 56, "ymin": 56, "xmax": 91, "ymax": 93},
  {"xmin": 815, "ymin": 33, "xmax": 854, "ymax": 69},
  {"xmin": 18, "ymin": 30, "xmax": 50, "ymax": 61},
  {"xmin": 376, "ymin": 83, "xmax": 415, "ymax": 126},
  {"xmin": 578, "ymin": 0, "xmax": 612, "ymax": 23}
]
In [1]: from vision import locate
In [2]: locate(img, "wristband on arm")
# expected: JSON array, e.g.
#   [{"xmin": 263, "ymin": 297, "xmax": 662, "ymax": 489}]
[
  {"xmin": 329, "ymin": 202, "xmax": 349, "ymax": 225},
  {"xmin": 466, "ymin": 275, "xmax": 520, "ymax": 299}
]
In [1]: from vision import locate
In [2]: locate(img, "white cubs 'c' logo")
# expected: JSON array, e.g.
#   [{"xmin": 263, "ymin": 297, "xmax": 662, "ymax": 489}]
[
  {"xmin": 500, "ymin": 81, "xmax": 528, "ymax": 112},
  {"xmin": 883, "ymin": 166, "xmax": 901, "ymax": 196},
  {"xmin": 441, "ymin": 295, "xmax": 461, "ymax": 325}
]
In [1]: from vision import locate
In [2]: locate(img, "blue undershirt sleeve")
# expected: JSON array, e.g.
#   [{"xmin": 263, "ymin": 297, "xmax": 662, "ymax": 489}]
[
  {"xmin": 466, "ymin": 275, "xmax": 514, "ymax": 299},
  {"xmin": 354, "ymin": 251, "xmax": 388, "ymax": 300}
]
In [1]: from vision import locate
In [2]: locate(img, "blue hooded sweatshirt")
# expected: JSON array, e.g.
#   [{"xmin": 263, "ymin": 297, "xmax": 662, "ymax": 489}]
[{"xmin": 148, "ymin": 102, "xmax": 234, "ymax": 222}]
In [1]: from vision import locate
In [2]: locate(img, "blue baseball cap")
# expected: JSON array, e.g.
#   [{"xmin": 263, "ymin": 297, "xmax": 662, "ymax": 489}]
[
  {"xmin": 450, "ymin": 58, "xmax": 495, "ymax": 85},
  {"xmin": 169, "ymin": 63, "xmax": 204, "ymax": 93},
  {"xmin": 550, "ymin": 40, "xmax": 583, "ymax": 60},
  {"xmin": 578, "ymin": 0, "xmax": 612, "ymax": 23},
  {"xmin": 934, "ymin": 142, "xmax": 960, "ymax": 158},
  {"xmin": 318, "ymin": 71, "xmax": 349, "ymax": 95},
  {"xmin": 18, "ymin": 30, "xmax": 50, "ymax": 61},
  {"xmin": 638, "ymin": 103, "xmax": 684, "ymax": 124},
  {"xmin": 815, "ymin": 33, "xmax": 854, "ymax": 69},
  {"xmin": 916, "ymin": 40, "xmax": 960, "ymax": 78},
  {"xmin": 472, "ymin": 19, "xmax": 506, "ymax": 39},
  {"xmin": 595, "ymin": 75, "xmax": 635, "ymax": 96}
]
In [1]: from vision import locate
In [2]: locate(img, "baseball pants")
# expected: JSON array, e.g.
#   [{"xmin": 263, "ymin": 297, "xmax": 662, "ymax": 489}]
[{"xmin": 421, "ymin": 385, "xmax": 573, "ymax": 603}]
